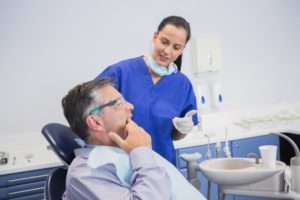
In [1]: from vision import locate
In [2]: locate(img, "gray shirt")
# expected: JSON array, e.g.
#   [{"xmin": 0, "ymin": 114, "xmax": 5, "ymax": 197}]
[{"xmin": 63, "ymin": 147, "xmax": 171, "ymax": 200}]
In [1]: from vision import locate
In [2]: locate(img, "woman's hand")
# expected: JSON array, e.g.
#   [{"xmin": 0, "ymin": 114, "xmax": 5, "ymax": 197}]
[{"xmin": 172, "ymin": 110, "xmax": 197, "ymax": 134}]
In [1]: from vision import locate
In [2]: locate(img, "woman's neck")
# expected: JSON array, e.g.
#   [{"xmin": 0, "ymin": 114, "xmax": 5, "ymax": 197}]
[{"xmin": 143, "ymin": 56, "xmax": 162, "ymax": 85}]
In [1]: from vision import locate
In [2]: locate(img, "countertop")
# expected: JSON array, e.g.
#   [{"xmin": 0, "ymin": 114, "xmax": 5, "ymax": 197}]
[
  {"xmin": 174, "ymin": 103, "xmax": 300, "ymax": 149},
  {"xmin": 0, "ymin": 132, "xmax": 63, "ymax": 175},
  {"xmin": 173, "ymin": 121, "xmax": 300, "ymax": 149},
  {"xmin": 1, "ymin": 103, "xmax": 300, "ymax": 175}
]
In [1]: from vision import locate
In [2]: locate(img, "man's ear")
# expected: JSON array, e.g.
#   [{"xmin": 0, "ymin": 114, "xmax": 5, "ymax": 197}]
[{"xmin": 86, "ymin": 115, "xmax": 104, "ymax": 131}]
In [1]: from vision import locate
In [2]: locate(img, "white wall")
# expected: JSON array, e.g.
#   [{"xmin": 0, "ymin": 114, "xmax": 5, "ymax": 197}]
[{"xmin": 1, "ymin": 0, "xmax": 300, "ymax": 135}]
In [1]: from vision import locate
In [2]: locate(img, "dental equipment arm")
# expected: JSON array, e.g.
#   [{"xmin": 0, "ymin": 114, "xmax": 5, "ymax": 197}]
[
  {"xmin": 270, "ymin": 132, "xmax": 300, "ymax": 157},
  {"xmin": 270, "ymin": 132, "xmax": 300, "ymax": 193},
  {"xmin": 180, "ymin": 153, "xmax": 202, "ymax": 190}
]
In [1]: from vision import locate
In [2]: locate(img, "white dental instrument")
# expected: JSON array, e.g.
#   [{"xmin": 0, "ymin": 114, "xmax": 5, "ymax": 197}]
[
  {"xmin": 215, "ymin": 141, "xmax": 221, "ymax": 158},
  {"xmin": 205, "ymin": 134, "xmax": 212, "ymax": 160},
  {"xmin": 204, "ymin": 134, "xmax": 211, "ymax": 200},
  {"xmin": 223, "ymin": 126, "xmax": 231, "ymax": 158}
]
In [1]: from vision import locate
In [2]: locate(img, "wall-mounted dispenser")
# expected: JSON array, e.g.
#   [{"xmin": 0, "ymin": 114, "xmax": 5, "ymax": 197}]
[
  {"xmin": 210, "ymin": 82, "xmax": 223, "ymax": 109},
  {"xmin": 191, "ymin": 37, "xmax": 222, "ymax": 75},
  {"xmin": 195, "ymin": 83, "xmax": 209, "ymax": 111}
]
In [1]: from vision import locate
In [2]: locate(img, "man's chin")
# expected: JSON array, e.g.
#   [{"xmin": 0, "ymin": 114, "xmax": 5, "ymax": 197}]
[
  {"xmin": 116, "ymin": 128, "xmax": 127, "ymax": 140},
  {"xmin": 121, "ymin": 130, "xmax": 128, "ymax": 140}
]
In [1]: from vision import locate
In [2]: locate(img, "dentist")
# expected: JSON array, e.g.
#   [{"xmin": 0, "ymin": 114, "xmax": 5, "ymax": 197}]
[{"xmin": 95, "ymin": 16, "xmax": 198, "ymax": 165}]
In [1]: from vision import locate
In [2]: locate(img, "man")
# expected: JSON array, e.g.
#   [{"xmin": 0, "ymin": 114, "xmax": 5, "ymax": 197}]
[
  {"xmin": 61, "ymin": 78, "xmax": 171, "ymax": 200},
  {"xmin": 62, "ymin": 78, "xmax": 206, "ymax": 200}
]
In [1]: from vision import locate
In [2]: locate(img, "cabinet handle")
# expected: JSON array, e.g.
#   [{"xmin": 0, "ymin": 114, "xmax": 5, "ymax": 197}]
[
  {"xmin": 7, "ymin": 174, "xmax": 48, "ymax": 183},
  {"xmin": 235, "ymin": 144, "xmax": 240, "ymax": 149},
  {"xmin": 8, "ymin": 187, "xmax": 44, "ymax": 196}
]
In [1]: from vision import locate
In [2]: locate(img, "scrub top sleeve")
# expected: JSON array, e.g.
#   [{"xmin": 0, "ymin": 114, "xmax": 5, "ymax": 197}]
[{"xmin": 95, "ymin": 65, "xmax": 121, "ymax": 91}]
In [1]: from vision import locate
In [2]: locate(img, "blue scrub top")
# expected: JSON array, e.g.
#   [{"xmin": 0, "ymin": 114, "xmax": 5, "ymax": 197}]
[{"xmin": 96, "ymin": 56, "xmax": 198, "ymax": 164}]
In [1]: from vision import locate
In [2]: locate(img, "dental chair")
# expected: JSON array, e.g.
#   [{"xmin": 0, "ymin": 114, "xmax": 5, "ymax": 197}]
[
  {"xmin": 42, "ymin": 123, "xmax": 81, "ymax": 200},
  {"xmin": 45, "ymin": 167, "xmax": 68, "ymax": 200}
]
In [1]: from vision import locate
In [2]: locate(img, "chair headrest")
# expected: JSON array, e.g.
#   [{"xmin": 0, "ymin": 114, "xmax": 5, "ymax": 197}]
[{"xmin": 42, "ymin": 123, "xmax": 81, "ymax": 165}]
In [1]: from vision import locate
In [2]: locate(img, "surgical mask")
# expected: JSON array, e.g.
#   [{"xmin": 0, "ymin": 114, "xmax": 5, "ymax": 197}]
[{"xmin": 146, "ymin": 55, "xmax": 178, "ymax": 76}]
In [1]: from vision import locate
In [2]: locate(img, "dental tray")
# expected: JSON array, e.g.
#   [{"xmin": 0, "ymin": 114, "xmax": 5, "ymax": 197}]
[
  {"xmin": 234, "ymin": 114, "xmax": 300, "ymax": 130},
  {"xmin": 234, "ymin": 116, "xmax": 276, "ymax": 130}
]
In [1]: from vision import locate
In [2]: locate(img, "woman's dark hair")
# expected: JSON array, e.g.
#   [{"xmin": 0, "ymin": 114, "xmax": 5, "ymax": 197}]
[{"xmin": 157, "ymin": 16, "xmax": 191, "ymax": 71}]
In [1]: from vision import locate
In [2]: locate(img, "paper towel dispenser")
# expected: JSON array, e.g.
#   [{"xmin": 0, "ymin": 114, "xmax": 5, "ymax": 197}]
[{"xmin": 191, "ymin": 37, "xmax": 222, "ymax": 75}]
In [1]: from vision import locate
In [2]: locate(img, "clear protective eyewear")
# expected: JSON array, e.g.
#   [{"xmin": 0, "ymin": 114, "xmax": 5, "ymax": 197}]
[{"xmin": 89, "ymin": 96, "xmax": 127, "ymax": 115}]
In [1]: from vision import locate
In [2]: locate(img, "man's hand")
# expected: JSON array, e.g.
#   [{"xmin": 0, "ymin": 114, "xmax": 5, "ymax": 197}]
[{"xmin": 108, "ymin": 119, "xmax": 151, "ymax": 153}]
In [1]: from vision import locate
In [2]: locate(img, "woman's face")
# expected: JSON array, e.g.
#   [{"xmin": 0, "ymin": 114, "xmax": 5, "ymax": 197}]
[{"xmin": 152, "ymin": 24, "xmax": 187, "ymax": 67}]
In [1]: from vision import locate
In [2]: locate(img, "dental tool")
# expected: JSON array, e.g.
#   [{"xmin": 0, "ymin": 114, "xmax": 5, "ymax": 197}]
[
  {"xmin": 204, "ymin": 134, "xmax": 211, "ymax": 200},
  {"xmin": 223, "ymin": 126, "xmax": 231, "ymax": 158},
  {"xmin": 215, "ymin": 141, "xmax": 221, "ymax": 158},
  {"xmin": 284, "ymin": 166, "xmax": 292, "ymax": 193},
  {"xmin": 205, "ymin": 134, "xmax": 212, "ymax": 160}
]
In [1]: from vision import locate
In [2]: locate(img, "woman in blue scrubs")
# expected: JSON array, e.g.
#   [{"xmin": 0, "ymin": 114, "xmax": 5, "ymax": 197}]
[{"xmin": 96, "ymin": 16, "xmax": 198, "ymax": 165}]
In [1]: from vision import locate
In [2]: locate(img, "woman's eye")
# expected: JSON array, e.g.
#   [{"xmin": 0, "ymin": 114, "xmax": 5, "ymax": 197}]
[
  {"xmin": 174, "ymin": 45, "xmax": 183, "ymax": 51},
  {"xmin": 161, "ymin": 39, "xmax": 168, "ymax": 45}
]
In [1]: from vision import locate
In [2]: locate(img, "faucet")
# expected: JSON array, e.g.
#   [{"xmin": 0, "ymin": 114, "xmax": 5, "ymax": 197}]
[{"xmin": 247, "ymin": 153, "xmax": 260, "ymax": 164}]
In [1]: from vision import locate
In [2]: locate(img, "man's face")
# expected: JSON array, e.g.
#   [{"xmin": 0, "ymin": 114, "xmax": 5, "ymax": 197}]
[{"xmin": 98, "ymin": 86, "xmax": 133, "ymax": 140}]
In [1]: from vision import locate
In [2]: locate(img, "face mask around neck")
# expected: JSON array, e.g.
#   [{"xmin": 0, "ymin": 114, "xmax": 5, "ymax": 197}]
[{"xmin": 146, "ymin": 55, "xmax": 178, "ymax": 76}]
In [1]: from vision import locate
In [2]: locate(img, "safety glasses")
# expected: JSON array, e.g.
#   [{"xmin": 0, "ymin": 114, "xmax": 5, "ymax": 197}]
[{"xmin": 89, "ymin": 97, "xmax": 126, "ymax": 115}]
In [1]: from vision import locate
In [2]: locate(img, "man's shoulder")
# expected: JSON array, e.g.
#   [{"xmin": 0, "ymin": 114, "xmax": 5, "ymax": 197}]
[
  {"xmin": 68, "ymin": 148, "xmax": 116, "ymax": 178},
  {"xmin": 67, "ymin": 148, "xmax": 92, "ymax": 176}
]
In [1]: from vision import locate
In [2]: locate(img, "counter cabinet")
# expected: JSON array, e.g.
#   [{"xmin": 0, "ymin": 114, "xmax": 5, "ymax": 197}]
[
  {"xmin": 175, "ymin": 134, "xmax": 280, "ymax": 200},
  {"xmin": 0, "ymin": 167, "xmax": 56, "ymax": 200}
]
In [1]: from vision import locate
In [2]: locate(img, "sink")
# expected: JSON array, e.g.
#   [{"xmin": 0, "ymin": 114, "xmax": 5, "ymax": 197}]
[{"xmin": 199, "ymin": 158, "xmax": 286, "ymax": 185}]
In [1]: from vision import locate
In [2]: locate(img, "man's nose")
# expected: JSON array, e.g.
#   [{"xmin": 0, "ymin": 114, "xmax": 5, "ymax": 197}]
[{"xmin": 126, "ymin": 102, "xmax": 134, "ymax": 111}]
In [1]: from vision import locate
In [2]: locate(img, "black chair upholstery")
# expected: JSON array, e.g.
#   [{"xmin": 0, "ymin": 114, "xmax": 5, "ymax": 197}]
[
  {"xmin": 45, "ymin": 167, "xmax": 68, "ymax": 200},
  {"xmin": 42, "ymin": 123, "xmax": 81, "ymax": 165},
  {"xmin": 42, "ymin": 123, "xmax": 81, "ymax": 200}
]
